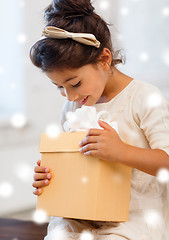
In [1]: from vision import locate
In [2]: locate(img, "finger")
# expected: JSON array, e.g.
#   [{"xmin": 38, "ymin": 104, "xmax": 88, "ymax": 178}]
[
  {"xmin": 33, "ymin": 188, "xmax": 42, "ymax": 196},
  {"xmin": 79, "ymin": 135, "xmax": 99, "ymax": 147},
  {"xmin": 34, "ymin": 166, "xmax": 50, "ymax": 174},
  {"xmin": 86, "ymin": 128, "xmax": 103, "ymax": 136},
  {"xmin": 34, "ymin": 173, "xmax": 51, "ymax": 181},
  {"xmin": 79, "ymin": 143, "xmax": 98, "ymax": 153},
  {"xmin": 37, "ymin": 160, "xmax": 41, "ymax": 166},
  {"xmin": 32, "ymin": 179, "xmax": 50, "ymax": 188},
  {"xmin": 98, "ymin": 120, "xmax": 114, "ymax": 131},
  {"xmin": 83, "ymin": 149, "xmax": 99, "ymax": 157}
]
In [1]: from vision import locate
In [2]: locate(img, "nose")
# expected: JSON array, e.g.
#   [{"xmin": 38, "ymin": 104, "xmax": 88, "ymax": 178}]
[{"xmin": 65, "ymin": 89, "xmax": 78, "ymax": 102}]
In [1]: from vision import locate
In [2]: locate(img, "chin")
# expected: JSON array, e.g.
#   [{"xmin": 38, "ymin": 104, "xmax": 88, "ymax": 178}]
[
  {"xmin": 80, "ymin": 96, "xmax": 99, "ymax": 106},
  {"xmin": 84, "ymin": 103, "xmax": 94, "ymax": 106},
  {"xmin": 85, "ymin": 101, "xmax": 97, "ymax": 106}
]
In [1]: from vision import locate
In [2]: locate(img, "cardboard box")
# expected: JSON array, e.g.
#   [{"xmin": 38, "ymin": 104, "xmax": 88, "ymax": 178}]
[{"xmin": 37, "ymin": 131, "xmax": 131, "ymax": 222}]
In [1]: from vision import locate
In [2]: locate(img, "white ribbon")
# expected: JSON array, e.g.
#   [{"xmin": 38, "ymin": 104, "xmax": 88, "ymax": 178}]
[
  {"xmin": 42, "ymin": 26, "xmax": 101, "ymax": 48},
  {"xmin": 63, "ymin": 106, "xmax": 119, "ymax": 133}
]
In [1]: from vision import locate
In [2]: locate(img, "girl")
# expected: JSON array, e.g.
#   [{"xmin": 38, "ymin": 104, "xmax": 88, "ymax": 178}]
[{"xmin": 31, "ymin": 0, "xmax": 169, "ymax": 239}]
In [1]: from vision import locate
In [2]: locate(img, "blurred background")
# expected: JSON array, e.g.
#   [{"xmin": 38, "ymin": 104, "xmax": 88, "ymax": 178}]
[{"xmin": 0, "ymin": 0, "xmax": 168, "ymax": 221}]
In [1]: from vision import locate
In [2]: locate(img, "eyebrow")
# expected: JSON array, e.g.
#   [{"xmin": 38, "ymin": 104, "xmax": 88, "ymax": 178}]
[{"xmin": 64, "ymin": 76, "xmax": 78, "ymax": 83}]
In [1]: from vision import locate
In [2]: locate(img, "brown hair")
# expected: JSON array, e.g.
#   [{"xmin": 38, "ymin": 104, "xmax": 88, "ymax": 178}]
[{"xmin": 30, "ymin": 0, "xmax": 124, "ymax": 72}]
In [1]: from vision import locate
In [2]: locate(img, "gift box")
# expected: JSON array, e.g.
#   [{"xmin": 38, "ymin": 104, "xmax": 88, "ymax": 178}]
[{"xmin": 37, "ymin": 131, "xmax": 131, "ymax": 221}]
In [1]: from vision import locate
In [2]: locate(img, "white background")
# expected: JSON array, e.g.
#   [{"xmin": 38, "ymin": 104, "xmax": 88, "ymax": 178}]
[{"xmin": 0, "ymin": 0, "xmax": 168, "ymax": 217}]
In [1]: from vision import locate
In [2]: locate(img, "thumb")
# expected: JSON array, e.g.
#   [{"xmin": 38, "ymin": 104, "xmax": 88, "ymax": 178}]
[{"xmin": 98, "ymin": 120, "xmax": 115, "ymax": 131}]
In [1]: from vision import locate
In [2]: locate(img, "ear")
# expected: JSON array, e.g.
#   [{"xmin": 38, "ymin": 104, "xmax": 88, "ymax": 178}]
[{"xmin": 98, "ymin": 48, "xmax": 112, "ymax": 71}]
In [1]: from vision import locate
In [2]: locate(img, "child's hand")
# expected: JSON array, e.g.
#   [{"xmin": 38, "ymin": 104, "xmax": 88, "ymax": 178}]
[
  {"xmin": 79, "ymin": 120, "xmax": 127, "ymax": 163},
  {"xmin": 32, "ymin": 160, "xmax": 52, "ymax": 195}
]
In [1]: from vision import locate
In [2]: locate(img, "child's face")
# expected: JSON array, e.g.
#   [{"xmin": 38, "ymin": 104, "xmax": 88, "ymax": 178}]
[{"xmin": 46, "ymin": 64, "xmax": 109, "ymax": 106}]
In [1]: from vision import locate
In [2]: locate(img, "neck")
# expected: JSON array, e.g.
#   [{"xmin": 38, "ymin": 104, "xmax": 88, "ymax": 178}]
[{"xmin": 99, "ymin": 67, "xmax": 133, "ymax": 103}]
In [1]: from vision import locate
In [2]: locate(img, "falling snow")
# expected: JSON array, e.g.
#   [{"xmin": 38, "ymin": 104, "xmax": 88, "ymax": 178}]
[
  {"xmin": 10, "ymin": 113, "xmax": 27, "ymax": 128},
  {"xmin": 32, "ymin": 209, "xmax": 48, "ymax": 224},
  {"xmin": 162, "ymin": 7, "xmax": 169, "ymax": 16},
  {"xmin": 146, "ymin": 92, "xmax": 162, "ymax": 108},
  {"xmin": 0, "ymin": 182, "xmax": 14, "ymax": 198},
  {"xmin": 1, "ymin": 1, "xmax": 169, "ymax": 237},
  {"xmin": 17, "ymin": 33, "xmax": 27, "ymax": 43},
  {"xmin": 120, "ymin": 7, "xmax": 129, "ymax": 15},
  {"xmin": 45, "ymin": 123, "xmax": 60, "ymax": 138},
  {"xmin": 9, "ymin": 83, "xmax": 17, "ymax": 89},
  {"xmin": 143, "ymin": 209, "xmax": 163, "ymax": 228},
  {"xmin": 0, "ymin": 67, "xmax": 4, "ymax": 74},
  {"xmin": 19, "ymin": 1, "xmax": 25, "ymax": 7},
  {"xmin": 99, "ymin": 1, "xmax": 109, "ymax": 10},
  {"xmin": 81, "ymin": 176, "xmax": 88, "ymax": 183},
  {"xmin": 157, "ymin": 168, "xmax": 169, "ymax": 184},
  {"xmin": 80, "ymin": 230, "xmax": 94, "ymax": 240},
  {"xmin": 14, "ymin": 163, "xmax": 33, "ymax": 183},
  {"xmin": 139, "ymin": 52, "xmax": 149, "ymax": 62},
  {"xmin": 162, "ymin": 49, "xmax": 169, "ymax": 66}
]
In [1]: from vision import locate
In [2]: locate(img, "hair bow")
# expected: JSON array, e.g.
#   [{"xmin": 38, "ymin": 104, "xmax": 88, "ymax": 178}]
[{"xmin": 42, "ymin": 26, "xmax": 100, "ymax": 48}]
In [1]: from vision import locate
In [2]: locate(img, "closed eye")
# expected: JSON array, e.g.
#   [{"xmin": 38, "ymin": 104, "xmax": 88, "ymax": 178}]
[
  {"xmin": 51, "ymin": 80, "xmax": 81, "ymax": 89},
  {"xmin": 51, "ymin": 81, "xmax": 63, "ymax": 89},
  {"xmin": 72, "ymin": 81, "xmax": 81, "ymax": 88}
]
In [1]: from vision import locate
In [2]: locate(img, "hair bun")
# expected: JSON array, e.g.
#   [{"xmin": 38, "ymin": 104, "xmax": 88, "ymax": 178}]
[{"xmin": 45, "ymin": 0, "xmax": 94, "ymax": 21}]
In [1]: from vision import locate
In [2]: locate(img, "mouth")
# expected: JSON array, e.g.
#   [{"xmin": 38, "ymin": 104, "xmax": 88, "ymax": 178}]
[{"xmin": 76, "ymin": 96, "xmax": 89, "ymax": 105}]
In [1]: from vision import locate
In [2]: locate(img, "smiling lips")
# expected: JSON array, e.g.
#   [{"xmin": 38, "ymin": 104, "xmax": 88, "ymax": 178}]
[{"xmin": 77, "ymin": 96, "xmax": 89, "ymax": 105}]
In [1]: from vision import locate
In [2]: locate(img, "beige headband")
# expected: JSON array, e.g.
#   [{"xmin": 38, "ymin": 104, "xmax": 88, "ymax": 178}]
[{"xmin": 42, "ymin": 26, "xmax": 100, "ymax": 48}]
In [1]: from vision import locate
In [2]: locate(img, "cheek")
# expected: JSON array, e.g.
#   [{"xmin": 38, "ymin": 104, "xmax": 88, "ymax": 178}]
[
  {"xmin": 90, "ymin": 80, "xmax": 104, "ymax": 94},
  {"xmin": 84, "ymin": 80, "xmax": 99, "ymax": 93}
]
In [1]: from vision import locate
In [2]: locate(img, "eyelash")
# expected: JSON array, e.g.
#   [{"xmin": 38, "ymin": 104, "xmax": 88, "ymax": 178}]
[
  {"xmin": 57, "ymin": 81, "xmax": 81, "ymax": 89},
  {"xmin": 72, "ymin": 81, "xmax": 81, "ymax": 88}
]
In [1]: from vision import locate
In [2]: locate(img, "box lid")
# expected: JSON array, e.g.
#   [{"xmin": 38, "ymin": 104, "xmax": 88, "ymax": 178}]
[{"xmin": 39, "ymin": 131, "xmax": 87, "ymax": 153}]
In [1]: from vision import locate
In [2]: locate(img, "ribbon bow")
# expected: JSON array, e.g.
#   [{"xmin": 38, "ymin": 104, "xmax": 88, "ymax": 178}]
[{"xmin": 42, "ymin": 26, "xmax": 100, "ymax": 48}]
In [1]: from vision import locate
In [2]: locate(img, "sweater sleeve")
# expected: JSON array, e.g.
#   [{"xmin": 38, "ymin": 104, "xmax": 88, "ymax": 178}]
[{"xmin": 132, "ymin": 83, "xmax": 169, "ymax": 155}]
